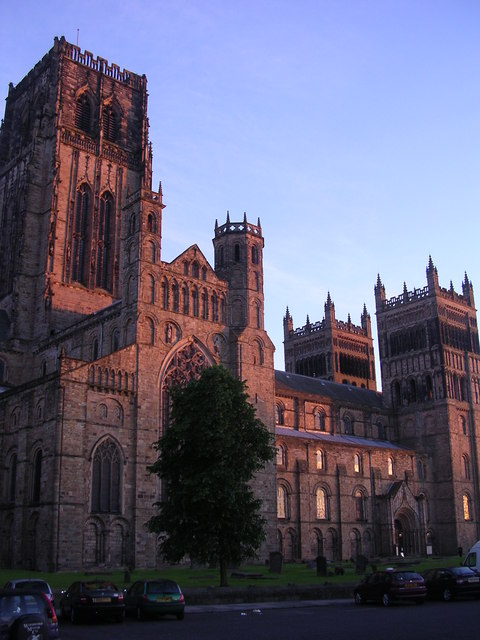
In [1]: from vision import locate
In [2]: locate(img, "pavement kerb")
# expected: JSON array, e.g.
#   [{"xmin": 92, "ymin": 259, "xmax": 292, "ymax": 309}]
[{"xmin": 186, "ymin": 598, "xmax": 351, "ymax": 613}]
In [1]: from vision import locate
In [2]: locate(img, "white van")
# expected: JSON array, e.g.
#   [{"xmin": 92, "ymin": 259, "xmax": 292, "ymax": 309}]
[{"xmin": 463, "ymin": 541, "xmax": 480, "ymax": 572}]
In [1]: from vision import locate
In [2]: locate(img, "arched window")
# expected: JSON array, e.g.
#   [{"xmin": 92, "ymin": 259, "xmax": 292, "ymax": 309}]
[
  {"xmin": 148, "ymin": 274, "xmax": 155, "ymax": 304},
  {"xmin": 75, "ymin": 93, "xmax": 91, "ymax": 133},
  {"xmin": 354, "ymin": 453, "xmax": 362, "ymax": 474},
  {"xmin": 275, "ymin": 404, "xmax": 284, "ymax": 425},
  {"xmin": 234, "ymin": 244, "xmax": 241, "ymax": 262},
  {"xmin": 217, "ymin": 246, "xmax": 224, "ymax": 266},
  {"xmin": 276, "ymin": 444, "xmax": 286, "ymax": 467},
  {"xmin": 147, "ymin": 318, "xmax": 155, "ymax": 345},
  {"xmin": 220, "ymin": 296, "xmax": 226, "ymax": 323},
  {"xmin": 211, "ymin": 292, "xmax": 218, "ymax": 322},
  {"xmin": 254, "ymin": 339, "xmax": 264, "ymax": 365},
  {"xmin": 191, "ymin": 262, "xmax": 199, "ymax": 278},
  {"xmin": 71, "ymin": 184, "xmax": 92, "ymax": 285},
  {"xmin": 377, "ymin": 421, "xmax": 385, "ymax": 439},
  {"xmin": 251, "ymin": 245, "xmax": 259, "ymax": 264},
  {"xmin": 112, "ymin": 329, "xmax": 120, "ymax": 351},
  {"xmin": 96, "ymin": 192, "xmax": 114, "ymax": 291},
  {"xmin": 392, "ymin": 380, "xmax": 401, "ymax": 407},
  {"xmin": 161, "ymin": 278, "xmax": 169, "ymax": 309},
  {"xmin": 316, "ymin": 487, "xmax": 328, "ymax": 519},
  {"xmin": 355, "ymin": 489, "xmax": 366, "ymax": 521},
  {"xmin": 463, "ymin": 493, "xmax": 472, "ymax": 521},
  {"xmin": 182, "ymin": 285, "xmax": 189, "ymax": 314},
  {"xmin": 277, "ymin": 485, "xmax": 289, "ymax": 519},
  {"xmin": 192, "ymin": 287, "xmax": 199, "ymax": 317},
  {"xmin": 314, "ymin": 410, "xmax": 326, "ymax": 431},
  {"xmin": 425, "ymin": 375, "xmax": 433, "ymax": 400},
  {"xmin": 172, "ymin": 282, "xmax": 179, "ymax": 312},
  {"xmin": 387, "ymin": 456, "xmax": 394, "ymax": 477},
  {"xmin": 316, "ymin": 449, "xmax": 325, "ymax": 470},
  {"xmin": 202, "ymin": 290, "xmax": 208, "ymax": 319},
  {"xmin": 147, "ymin": 213, "xmax": 157, "ymax": 234},
  {"xmin": 92, "ymin": 338, "xmax": 99, "ymax": 360},
  {"xmin": 344, "ymin": 415, "xmax": 353, "ymax": 435},
  {"xmin": 103, "ymin": 104, "xmax": 118, "ymax": 142},
  {"xmin": 91, "ymin": 439, "xmax": 121, "ymax": 513},
  {"xmin": 32, "ymin": 449, "xmax": 42, "ymax": 504},
  {"xmin": 409, "ymin": 378, "xmax": 417, "ymax": 403},
  {"xmin": 464, "ymin": 454, "xmax": 471, "ymax": 480},
  {"xmin": 254, "ymin": 301, "xmax": 261, "ymax": 328},
  {"xmin": 460, "ymin": 415, "xmax": 467, "ymax": 435}
]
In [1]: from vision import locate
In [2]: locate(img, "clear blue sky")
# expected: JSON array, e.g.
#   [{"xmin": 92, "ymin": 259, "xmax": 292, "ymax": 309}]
[{"xmin": 1, "ymin": 1, "xmax": 479, "ymax": 377}]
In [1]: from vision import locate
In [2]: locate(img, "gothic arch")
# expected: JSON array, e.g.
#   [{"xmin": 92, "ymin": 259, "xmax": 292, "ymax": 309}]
[
  {"xmin": 158, "ymin": 337, "xmax": 215, "ymax": 435},
  {"xmin": 394, "ymin": 506, "xmax": 422, "ymax": 555}
]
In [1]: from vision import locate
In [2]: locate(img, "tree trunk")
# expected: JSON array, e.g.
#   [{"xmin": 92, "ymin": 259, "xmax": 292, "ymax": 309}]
[{"xmin": 219, "ymin": 557, "xmax": 228, "ymax": 587}]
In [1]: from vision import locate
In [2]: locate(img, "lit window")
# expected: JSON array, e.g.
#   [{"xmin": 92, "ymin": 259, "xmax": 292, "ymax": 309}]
[
  {"xmin": 354, "ymin": 453, "xmax": 362, "ymax": 474},
  {"xmin": 387, "ymin": 457, "xmax": 394, "ymax": 477},
  {"xmin": 277, "ymin": 485, "xmax": 288, "ymax": 519},
  {"xmin": 316, "ymin": 487, "xmax": 328, "ymax": 519},
  {"xmin": 316, "ymin": 450, "xmax": 325, "ymax": 470},
  {"xmin": 463, "ymin": 493, "xmax": 472, "ymax": 520}
]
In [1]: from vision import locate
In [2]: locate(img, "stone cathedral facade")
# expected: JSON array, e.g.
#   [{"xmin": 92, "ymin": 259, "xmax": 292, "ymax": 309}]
[{"xmin": 1, "ymin": 38, "xmax": 479, "ymax": 571}]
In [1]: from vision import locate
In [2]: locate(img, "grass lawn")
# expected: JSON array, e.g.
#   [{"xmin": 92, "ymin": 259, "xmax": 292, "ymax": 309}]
[{"xmin": 0, "ymin": 556, "xmax": 464, "ymax": 591}]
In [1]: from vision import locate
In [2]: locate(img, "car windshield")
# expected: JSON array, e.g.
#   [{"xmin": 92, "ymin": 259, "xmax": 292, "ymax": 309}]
[
  {"xmin": 147, "ymin": 581, "xmax": 179, "ymax": 594},
  {"xmin": 452, "ymin": 567, "xmax": 476, "ymax": 576}
]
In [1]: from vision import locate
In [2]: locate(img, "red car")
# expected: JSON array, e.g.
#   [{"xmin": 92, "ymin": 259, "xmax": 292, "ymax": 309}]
[{"xmin": 354, "ymin": 569, "xmax": 426, "ymax": 606}]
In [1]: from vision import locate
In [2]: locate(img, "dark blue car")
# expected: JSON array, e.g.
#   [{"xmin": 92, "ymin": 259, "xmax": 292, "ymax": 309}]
[{"xmin": 0, "ymin": 589, "xmax": 59, "ymax": 639}]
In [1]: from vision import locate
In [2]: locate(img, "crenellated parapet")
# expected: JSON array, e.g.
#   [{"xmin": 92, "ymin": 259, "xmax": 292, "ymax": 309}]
[{"xmin": 59, "ymin": 36, "xmax": 146, "ymax": 90}]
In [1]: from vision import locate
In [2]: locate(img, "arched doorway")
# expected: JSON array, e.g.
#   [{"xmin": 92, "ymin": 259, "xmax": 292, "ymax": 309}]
[{"xmin": 394, "ymin": 507, "xmax": 422, "ymax": 556}]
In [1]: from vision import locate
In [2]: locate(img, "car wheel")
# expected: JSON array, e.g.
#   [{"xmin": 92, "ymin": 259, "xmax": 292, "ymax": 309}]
[
  {"xmin": 176, "ymin": 611, "xmax": 185, "ymax": 620},
  {"xmin": 443, "ymin": 588, "xmax": 452, "ymax": 602},
  {"xmin": 382, "ymin": 592, "xmax": 391, "ymax": 607},
  {"xmin": 136, "ymin": 606, "xmax": 143, "ymax": 621},
  {"xmin": 354, "ymin": 592, "xmax": 364, "ymax": 605}
]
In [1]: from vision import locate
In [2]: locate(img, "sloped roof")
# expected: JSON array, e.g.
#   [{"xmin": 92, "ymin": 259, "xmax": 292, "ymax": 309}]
[
  {"xmin": 275, "ymin": 426, "xmax": 412, "ymax": 452},
  {"xmin": 275, "ymin": 369, "xmax": 385, "ymax": 410}
]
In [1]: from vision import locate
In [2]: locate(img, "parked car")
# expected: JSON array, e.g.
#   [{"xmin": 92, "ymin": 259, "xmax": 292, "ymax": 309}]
[
  {"xmin": 354, "ymin": 569, "xmax": 426, "ymax": 606},
  {"xmin": 59, "ymin": 580, "xmax": 124, "ymax": 623},
  {"xmin": 124, "ymin": 579, "xmax": 185, "ymax": 620},
  {"xmin": 3, "ymin": 579, "xmax": 55, "ymax": 608},
  {"xmin": 422, "ymin": 566, "xmax": 480, "ymax": 601},
  {"xmin": 0, "ymin": 588, "xmax": 59, "ymax": 639}
]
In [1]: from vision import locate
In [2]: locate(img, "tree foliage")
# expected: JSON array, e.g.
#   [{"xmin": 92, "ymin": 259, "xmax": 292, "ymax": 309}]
[{"xmin": 147, "ymin": 365, "xmax": 275, "ymax": 586}]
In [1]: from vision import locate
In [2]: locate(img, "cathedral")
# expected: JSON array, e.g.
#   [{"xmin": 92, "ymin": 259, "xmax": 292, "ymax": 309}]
[{"xmin": 1, "ymin": 37, "xmax": 479, "ymax": 571}]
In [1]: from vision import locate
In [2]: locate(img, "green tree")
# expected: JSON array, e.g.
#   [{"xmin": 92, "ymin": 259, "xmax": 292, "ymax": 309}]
[{"xmin": 147, "ymin": 365, "xmax": 275, "ymax": 586}]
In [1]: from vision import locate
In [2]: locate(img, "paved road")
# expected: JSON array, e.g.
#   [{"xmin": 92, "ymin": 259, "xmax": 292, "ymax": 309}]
[{"xmin": 57, "ymin": 598, "xmax": 479, "ymax": 640}]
